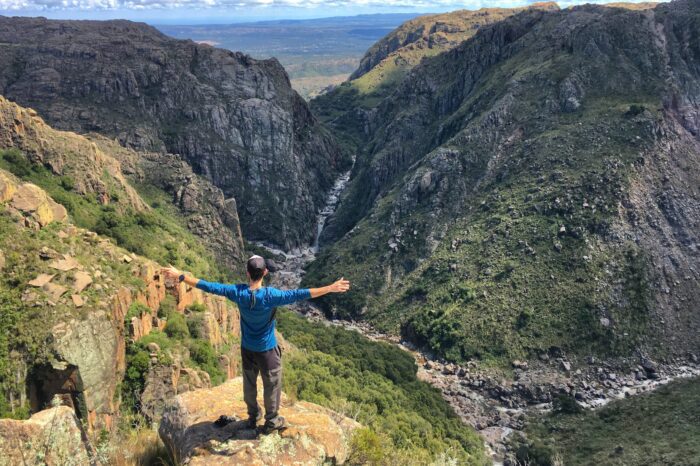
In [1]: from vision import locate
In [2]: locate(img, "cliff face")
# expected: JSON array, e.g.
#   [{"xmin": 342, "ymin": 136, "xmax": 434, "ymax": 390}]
[
  {"xmin": 0, "ymin": 17, "xmax": 350, "ymax": 250},
  {"xmin": 0, "ymin": 167, "xmax": 241, "ymax": 430},
  {"xmin": 305, "ymin": 2, "xmax": 700, "ymax": 363}
]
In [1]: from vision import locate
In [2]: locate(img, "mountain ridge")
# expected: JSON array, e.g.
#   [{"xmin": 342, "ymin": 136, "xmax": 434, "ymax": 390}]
[
  {"xmin": 305, "ymin": 0, "xmax": 700, "ymax": 364},
  {"xmin": 0, "ymin": 16, "xmax": 350, "ymax": 250}
]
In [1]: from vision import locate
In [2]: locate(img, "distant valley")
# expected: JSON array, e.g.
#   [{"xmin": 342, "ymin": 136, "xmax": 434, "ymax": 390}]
[{"xmin": 157, "ymin": 13, "xmax": 420, "ymax": 99}]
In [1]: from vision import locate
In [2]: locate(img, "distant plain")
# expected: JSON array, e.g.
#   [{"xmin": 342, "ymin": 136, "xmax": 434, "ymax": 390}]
[{"xmin": 157, "ymin": 14, "xmax": 420, "ymax": 99}]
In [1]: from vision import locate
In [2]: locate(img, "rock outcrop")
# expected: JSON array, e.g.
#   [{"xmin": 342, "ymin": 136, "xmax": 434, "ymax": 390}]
[
  {"xmin": 0, "ymin": 406, "xmax": 92, "ymax": 466},
  {"xmin": 159, "ymin": 377, "xmax": 359, "ymax": 465},
  {"xmin": 0, "ymin": 95, "xmax": 146, "ymax": 212},
  {"xmin": 0, "ymin": 167, "xmax": 240, "ymax": 431},
  {"xmin": 5, "ymin": 179, "xmax": 67, "ymax": 228},
  {"xmin": 0, "ymin": 17, "xmax": 350, "ymax": 249}
]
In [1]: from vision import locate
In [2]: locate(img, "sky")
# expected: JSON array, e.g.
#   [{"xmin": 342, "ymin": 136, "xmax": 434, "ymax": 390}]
[{"xmin": 0, "ymin": 0, "xmax": 658, "ymax": 24}]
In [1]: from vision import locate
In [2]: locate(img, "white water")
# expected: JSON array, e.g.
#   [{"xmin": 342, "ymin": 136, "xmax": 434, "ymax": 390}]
[{"xmin": 312, "ymin": 169, "xmax": 351, "ymax": 253}]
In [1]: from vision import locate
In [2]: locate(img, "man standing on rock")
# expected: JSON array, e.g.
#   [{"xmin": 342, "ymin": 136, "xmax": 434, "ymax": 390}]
[{"xmin": 161, "ymin": 255, "xmax": 350, "ymax": 434}]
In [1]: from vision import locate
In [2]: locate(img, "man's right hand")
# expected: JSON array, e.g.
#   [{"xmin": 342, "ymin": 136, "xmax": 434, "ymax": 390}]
[
  {"xmin": 161, "ymin": 265, "xmax": 181, "ymax": 281},
  {"xmin": 309, "ymin": 278, "xmax": 351, "ymax": 298}
]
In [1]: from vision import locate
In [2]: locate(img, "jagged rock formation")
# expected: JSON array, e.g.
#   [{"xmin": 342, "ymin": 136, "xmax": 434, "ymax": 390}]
[
  {"xmin": 0, "ymin": 406, "xmax": 92, "ymax": 466},
  {"xmin": 0, "ymin": 173, "xmax": 67, "ymax": 227},
  {"xmin": 159, "ymin": 377, "xmax": 359, "ymax": 465},
  {"xmin": 0, "ymin": 95, "xmax": 145, "ymax": 212},
  {"xmin": 305, "ymin": 1, "xmax": 700, "ymax": 364},
  {"xmin": 0, "ymin": 167, "xmax": 240, "ymax": 430},
  {"xmin": 0, "ymin": 17, "xmax": 350, "ymax": 249},
  {"xmin": 0, "ymin": 95, "xmax": 245, "ymax": 272}
]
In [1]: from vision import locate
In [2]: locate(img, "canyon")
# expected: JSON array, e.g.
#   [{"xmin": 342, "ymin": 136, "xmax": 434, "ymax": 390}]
[{"xmin": 1, "ymin": 1, "xmax": 699, "ymax": 464}]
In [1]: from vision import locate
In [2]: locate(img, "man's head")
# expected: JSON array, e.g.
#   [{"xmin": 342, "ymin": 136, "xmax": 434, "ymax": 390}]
[{"xmin": 246, "ymin": 255, "xmax": 268, "ymax": 282}]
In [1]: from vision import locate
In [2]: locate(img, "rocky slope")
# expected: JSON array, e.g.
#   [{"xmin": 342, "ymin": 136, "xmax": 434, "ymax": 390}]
[
  {"xmin": 305, "ymin": 1, "xmax": 700, "ymax": 365},
  {"xmin": 0, "ymin": 95, "xmax": 245, "ymax": 274},
  {"xmin": 350, "ymin": 2, "xmax": 559, "ymax": 85},
  {"xmin": 0, "ymin": 166, "xmax": 240, "ymax": 430},
  {"xmin": 310, "ymin": 2, "xmax": 558, "ymax": 189},
  {"xmin": 0, "ymin": 97, "xmax": 247, "ymax": 430},
  {"xmin": 159, "ymin": 377, "xmax": 359, "ymax": 465},
  {"xmin": 0, "ymin": 17, "xmax": 350, "ymax": 250}
]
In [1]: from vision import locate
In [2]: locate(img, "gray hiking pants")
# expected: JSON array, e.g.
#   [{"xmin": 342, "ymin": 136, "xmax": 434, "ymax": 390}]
[{"xmin": 241, "ymin": 345, "xmax": 283, "ymax": 426}]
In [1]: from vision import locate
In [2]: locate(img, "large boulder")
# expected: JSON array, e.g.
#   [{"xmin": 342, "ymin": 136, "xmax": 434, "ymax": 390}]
[
  {"xmin": 3, "ymin": 181, "xmax": 67, "ymax": 227},
  {"xmin": 159, "ymin": 377, "xmax": 359, "ymax": 465},
  {"xmin": 0, "ymin": 406, "xmax": 93, "ymax": 466}
]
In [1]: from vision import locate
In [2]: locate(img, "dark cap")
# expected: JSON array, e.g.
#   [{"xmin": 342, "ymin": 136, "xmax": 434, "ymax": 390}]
[{"xmin": 247, "ymin": 255, "xmax": 267, "ymax": 279}]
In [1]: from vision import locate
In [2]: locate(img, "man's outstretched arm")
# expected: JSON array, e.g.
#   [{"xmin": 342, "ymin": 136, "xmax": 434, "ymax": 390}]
[
  {"xmin": 268, "ymin": 278, "xmax": 351, "ymax": 306},
  {"xmin": 161, "ymin": 265, "xmax": 239, "ymax": 299},
  {"xmin": 309, "ymin": 278, "xmax": 351, "ymax": 298}
]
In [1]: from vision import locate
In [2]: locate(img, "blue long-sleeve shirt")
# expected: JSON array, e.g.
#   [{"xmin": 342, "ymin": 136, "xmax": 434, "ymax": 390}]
[{"xmin": 195, "ymin": 280, "xmax": 311, "ymax": 352}]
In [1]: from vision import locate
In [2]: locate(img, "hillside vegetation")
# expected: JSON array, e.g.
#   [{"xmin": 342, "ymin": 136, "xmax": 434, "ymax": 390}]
[
  {"xmin": 516, "ymin": 376, "xmax": 700, "ymax": 465},
  {"xmin": 278, "ymin": 311, "xmax": 488, "ymax": 465},
  {"xmin": 305, "ymin": 1, "xmax": 700, "ymax": 366}
]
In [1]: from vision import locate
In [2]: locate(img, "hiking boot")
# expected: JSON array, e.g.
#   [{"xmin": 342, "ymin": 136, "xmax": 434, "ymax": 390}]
[
  {"xmin": 261, "ymin": 416, "xmax": 286, "ymax": 435},
  {"xmin": 247, "ymin": 411, "xmax": 263, "ymax": 428}
]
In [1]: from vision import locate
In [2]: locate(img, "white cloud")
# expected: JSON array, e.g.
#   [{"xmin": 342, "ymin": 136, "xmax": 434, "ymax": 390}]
[
  {"xmin": 0, "ymin": 0, "xmax": 657, "ymax": 12},
  {"xmin": 0, "ymin": 0, "xmax": 525, "ymax": 11}
]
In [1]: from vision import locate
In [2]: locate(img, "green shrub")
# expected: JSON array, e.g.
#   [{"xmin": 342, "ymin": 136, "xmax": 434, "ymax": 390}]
[
  {"xmin": 348, "ymin": 428, "xmax": 385, "ymax": 465},
  {"xmin": 59, "ymin": 176, "xmax": 75, "ymax": 191},
  {"xmin": 553, "ymin": 393, "xmax": 583, "ymax": 415},
  {"xmin": 122, "ymin": 346, "xmax": 150, "ymax": 413},
  {"xmin": 1, "ymin": 148, "xmax": 32, "ymax": 177},
  {"xmin": 157, "ymin": 295, "xmax": 176, "ymax": 319},
  {"xmin": 187, "ymin": 302, "xmax": 206, "ymax": 313},
  {"xmin": 125, "ymin": 302, "xmax": 151, "ymax": 325},
  {"xmin": 165, "ymin": 313, "xmax": 189, "ymax": 340},
  {"xmin": 187, "ymin": 313, "xmax": 205, "ymax": 339},
  {"xmin": 187, "ymin": 340, "xmax": 225, "ymax": 385}
]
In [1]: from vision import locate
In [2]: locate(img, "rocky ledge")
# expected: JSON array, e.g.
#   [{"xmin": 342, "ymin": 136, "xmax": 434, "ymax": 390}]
[
  {"xmin": 0, "ymin": 406, "xmax": 92, "ymax": 466},
  {"xmin": 159, "ymin": 377, "xmax": 359, "ymax": 465}
]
